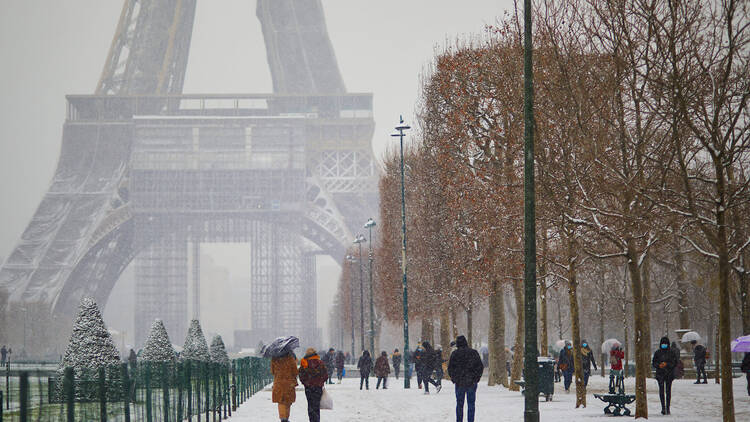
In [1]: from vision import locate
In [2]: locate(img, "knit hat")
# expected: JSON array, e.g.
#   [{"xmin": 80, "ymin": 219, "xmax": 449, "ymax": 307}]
[{"xmin": 306, "ymin": 347, "xmax": 317, "ymax": 356}]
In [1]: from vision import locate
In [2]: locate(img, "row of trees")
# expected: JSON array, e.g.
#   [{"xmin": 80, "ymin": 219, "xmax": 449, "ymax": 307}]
[{"xmin": 331, "ymin": 1, "xmax": 748, "ymax": 420}]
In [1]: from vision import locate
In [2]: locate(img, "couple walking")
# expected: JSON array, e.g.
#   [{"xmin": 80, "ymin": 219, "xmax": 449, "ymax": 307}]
[{"xmin": 271, "ymin": 347, "xmax": 329, "ymax": 422}]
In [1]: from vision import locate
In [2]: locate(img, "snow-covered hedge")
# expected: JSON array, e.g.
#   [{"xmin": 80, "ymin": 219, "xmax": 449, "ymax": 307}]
[
  {"xmin": 142, "ymin": 319, "xmax": 175, "ymax": 362},
  {"xmin": 181, "ymin": 319, "xmax": 210, "ymax": 361},
  {"xmin": 210, "ymin": 335, "xmax": 230, "ymax": 364}
]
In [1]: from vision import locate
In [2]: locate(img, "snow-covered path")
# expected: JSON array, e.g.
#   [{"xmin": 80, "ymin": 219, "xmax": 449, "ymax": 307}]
[{"xmin": 229, "ymin": 376, "xmax": 750, "ymax": 421}]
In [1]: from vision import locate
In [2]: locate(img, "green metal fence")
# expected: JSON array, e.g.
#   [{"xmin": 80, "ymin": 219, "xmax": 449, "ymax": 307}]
[{"xmin": 1, "ymin": 357, "xmax": 272, "ymax": 422}]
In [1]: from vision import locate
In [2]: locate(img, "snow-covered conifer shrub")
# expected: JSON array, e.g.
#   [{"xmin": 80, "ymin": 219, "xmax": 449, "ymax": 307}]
[
  {"xmin": 210, "ymin": 335, "xmax": 230, "ymax": 365},
  {"xmin": 142, "ymin": 319, "xmax": 175, "ymax": 362},
  {"xmin": 181, "ymin": 319, "xmax": 210, "ymax": 361}
]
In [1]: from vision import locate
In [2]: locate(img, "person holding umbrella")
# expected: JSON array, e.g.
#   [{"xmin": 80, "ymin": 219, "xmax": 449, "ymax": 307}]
[
  {"xmin": 266, "ymin": 337, "xmax": 300, "ymax": 422},
  {"xmin": 732, "ymin": 335, "xmax": 750, "ymax": 396}
]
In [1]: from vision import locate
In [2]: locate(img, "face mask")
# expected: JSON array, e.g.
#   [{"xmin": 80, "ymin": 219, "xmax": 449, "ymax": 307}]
[
  {"xmin": 660, "ymin": 344, "xmax": 668, "ymax": 350},
  {"xmin": 567, "ymin": 346, "xmax": 572, "ymax": 350},
  {"xmin": 582, "ymin": 343, "xmax": 588, "ymax": 348}
]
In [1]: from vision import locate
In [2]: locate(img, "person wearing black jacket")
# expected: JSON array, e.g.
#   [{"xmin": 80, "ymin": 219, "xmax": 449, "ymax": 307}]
[
  {"xmin": 580, "ymin": 340, "xmax": 598, "ymax": 387},
  {"xmin": 420, "ymin": 341, "xmax": 441, "ymax": 394},
  {"xmin": 414, "ymin": 344, "xmax": 424, "ymax": 388},
  {"xmin": 741, "ymin": 352, "xmax": 750, "ymax": 396},
  {"xmin": 448, "ymin": 335, "xmax": 483, "ymax": 422},
  {"xmin": 392, "ymin": 349, "xmax": 402, "ymax": 379},
  {"xmin": 693, "ymin": 343, "xmax": 708, "ymax": 384},
  {"xmin": 357, "ymin": 350, "xmax": 373, "ymax": 390},
  {"xmin": 652, "ymin": 336, "xmax": 678, "ymax": 415}
]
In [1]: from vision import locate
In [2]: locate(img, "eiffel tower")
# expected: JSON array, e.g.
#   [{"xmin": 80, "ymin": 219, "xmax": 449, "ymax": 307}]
[{"xmin": 0, "ymin": 0, "xmax": 377, "ymax": 347}]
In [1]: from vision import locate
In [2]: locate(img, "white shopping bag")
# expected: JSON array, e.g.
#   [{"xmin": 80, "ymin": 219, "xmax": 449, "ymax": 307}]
[{"xmin": 320, "ymin": 387, "xmax": 333, "ymax": 410}]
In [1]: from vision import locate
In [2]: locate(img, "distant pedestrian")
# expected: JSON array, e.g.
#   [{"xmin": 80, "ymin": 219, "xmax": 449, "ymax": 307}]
[
  {"xmin": 1, "ymin": 345, "xmax": 7, "ymax": 366},
  {"xmin": 558, "ymin": 341, "xmax": 574, "ymax": 392},
  {"xmin": 374, "ymin": 351, "xmax": 390, "ymax": 389},
  {"xmin": 693, "ymin": 343, "xmax": 707, "ymax": 384},
  {"xmin": 420, "ymin": 341, "xmax": 441, "ymax": 394},
  {"xmin": 480, "ymin": 346, "xmax": 489, "ymax": 368},
  {"xmin": 392, "ymin": 348, "xmax": 402, "ymax": 379},
  {"xmin": 448, "ymin": 335, "xmax": 484, "ymax": 422},
  {"xmin": 128, "ymin": 349, "xmax": 137, "ymax": 368},
  {"xmin": 357, "ymin": 350, "xmax": 372, "ymax": 390},
  {"xmin": 271, "ymin": 351, "xmax": 298, "ymax": 422},
  {"xmin": 334, "ymin": 350, "xmax": 345, "ymax": 383},
  {"xmin": 741, "ymin": 352, "xmax": 750, "ymax": 396},
  {"xmin": 653, "ymin": 336, "xmax": 678, "ymax": 415},
  {"xmin": 299, "ymin": 348, "xmax": 328, "ymax": 422},
  {"xmin": 435, "ymin": 346, "xmax": 445, "ymax": 382},
  {"xmin": 345, "ymin": 351, "xmax": 351, "ymax": 365},
  {"xmin": 609, "ymin": 345, "xmax": 624, "ymax": 394},
  {"xmin": 580, "ymin": 340, "xmax": 597, "ymax": 387},
  {"xmin": 671, "ymin": 342, "xmax": 684, "ymax": 380},
  {"xmin": 321, "ymin": 348, "xmax": 335, "ymax": 385}
]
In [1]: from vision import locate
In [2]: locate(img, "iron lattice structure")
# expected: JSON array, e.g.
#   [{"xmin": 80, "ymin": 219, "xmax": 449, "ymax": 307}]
[{"xmin": 0, "ymin": 0, "xmax": 376, "ymax": 347}]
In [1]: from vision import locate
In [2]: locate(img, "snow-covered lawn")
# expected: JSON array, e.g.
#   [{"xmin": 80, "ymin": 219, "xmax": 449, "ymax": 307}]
[{"xmin": 229, "ymin": 375, "xmax": 750, "ymax": 421}]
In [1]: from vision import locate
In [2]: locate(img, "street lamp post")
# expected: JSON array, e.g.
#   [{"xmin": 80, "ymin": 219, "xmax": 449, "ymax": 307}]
[
  {"xmin": 346, "ymin": 255, "xmax": 357, "ymax": 359},
  {"xmin": 354, "ymin": 234, "xmax": 366, "ymax": 353},
  {"xmin": 391, "ymin": 116, "xmax": 411, "ymax": 388},
  {"xmin": 365, "ymin": 218, "xmax": 377, "ymax": 356},
  {"xmin": 522, "ymin": 0, "xmax": 539, "ymax": 421}
]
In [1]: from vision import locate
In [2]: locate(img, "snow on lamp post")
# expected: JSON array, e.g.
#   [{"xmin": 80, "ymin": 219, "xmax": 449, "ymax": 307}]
[
  {"xmin": 353, "ymin": 234, "xmax": 367, "ymax": 353},
  {"xmin": 346, "ymin": 254, "xmax": 357, "ymax": 359},
  {"xmin": 391, "ymin": 116, "xmax": 411, "ymax": 388},
  {"xmin": 364, "ymin": 218, "xmax": 377, "ymax": 357}
]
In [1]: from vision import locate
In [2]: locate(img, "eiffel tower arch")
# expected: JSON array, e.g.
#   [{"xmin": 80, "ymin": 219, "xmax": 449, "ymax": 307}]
[{"xmin": 0, "ymin": 0, "xmax": 377, "ymax": 347}]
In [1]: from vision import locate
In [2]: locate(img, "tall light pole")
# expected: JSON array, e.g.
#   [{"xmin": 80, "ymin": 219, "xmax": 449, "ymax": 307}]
[
  {"xmin": 346, "ymin": 255, "xmax": 357, "ymax": 359},
  {"xmin": 365, "ymin": 218, "xmax": 377, "ymax": 356},
  {"xmin": 391, "ymin": 116, "xmax": 411, "ymax": 388},
  {"xmin": 522, "ymin": 0, "xmax": 539, "ymax": 420},
  {"xmin": 354, "ymin": 234, "xmax": 366, "ymax": 353}
]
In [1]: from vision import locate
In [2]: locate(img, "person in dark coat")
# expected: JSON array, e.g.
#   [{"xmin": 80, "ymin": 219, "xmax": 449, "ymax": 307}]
[
  {"xmin": 448, "ymin": 335, "xmax": 483, "ymax": 422},
  {"xmin": 580, "ymin": 340, "xmax": 597, "ymax": 387},
  {"xmin": 413, "ymin": 343, "xmax": 424, "ymax": 388},
  {"xmin": 321, "ymin": 348, "xmax": 335, "ymax": 384},
  {"xmin": 392, "ymin": 348, "xmax": 402, "ymax": 379},
  {"xmin": 693, "ymin": 343, "xmax": 708, "ymax": 384},
  {"xmin": 741, "ymin": 352, "xmax": 750, "ymax": 396},
  {"xmin": 420, "ymin": 341, "xmax": 441, "ymax": 394},
  {"xmin": 357, "ymin": 350, "xmax": 373, "ymax": 390},
  {"xmin": 653, "ymin": 336, "xmax": 678, "ymax": 415},
  {"xmin": 334, "ymin": 350, "xmax": 345, "ymax": 383},
  {"xmin": 435, "ymin": 347, "xmax": 445, "ymax": 383},
  {"xmin": 1, "ymin": 345, "xmax": 7, "ymax": 366},
  {"xmin": 558, "ymin": 342, "xmax": 575, "ymax": 392},
  {"xmin": 299, "ymin": 348, "xmax": 328, "ymax": 422},
  {"xmin": 374, "ymin": 351, "xmax": 390, "ymax": 389}
]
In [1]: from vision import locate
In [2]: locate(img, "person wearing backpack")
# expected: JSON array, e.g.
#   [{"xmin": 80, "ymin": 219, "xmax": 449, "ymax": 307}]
[{"xmin": 298, "ymin": 348, "xmax": 328, "ymax": 422}]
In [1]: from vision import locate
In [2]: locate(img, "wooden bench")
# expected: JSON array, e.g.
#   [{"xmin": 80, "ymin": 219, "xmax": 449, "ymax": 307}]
[{"xmin": 593, "ymin": 393, "xmax": 636, "ymax": 416}]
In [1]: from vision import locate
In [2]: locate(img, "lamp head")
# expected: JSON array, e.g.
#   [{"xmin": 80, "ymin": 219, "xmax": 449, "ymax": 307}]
[{"xmin": 364, "ymin": 218, "xmax": 376, "ymax": 229}]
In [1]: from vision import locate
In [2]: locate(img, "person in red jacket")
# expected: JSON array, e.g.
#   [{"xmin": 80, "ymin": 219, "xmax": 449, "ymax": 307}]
[
  {"xmin": 299, "ymin": 348, "xmax": 328, "ymax": 422},
  {"xmin": 609, "ymin": 345, "xmax": 625, "ymax": 394}
]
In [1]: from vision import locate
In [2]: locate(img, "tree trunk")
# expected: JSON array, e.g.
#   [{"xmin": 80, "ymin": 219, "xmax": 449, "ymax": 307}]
[
  {"xmin": 673, "ymin": 235, "xmax": 690, "ymax": 330},
  {"xmin": 626, "ymin": 240, "xmax": 648, "ymax": 419},
  {"xmin": 488, "ymin": 279, "xmax": 508, "ymax": 387},
  {"xmin": 566, "ymin": 242, "xmax": 585, "ymax": 408},
  {"xmin": 421, "ymin": 317, "xmax": 434, "ymax": 345},
  {"xmin": 451, "ymin": 307, "xmax": 459, "ymax": 339},
  {"xmin": 640, "ymin": 254, "xmax": 653, "ymax": 377},
  {"xmin": 466, "ymin": 305, "xmax": 473, "ymax": 348},
  {"xmin": 539, "ymin": 225, "xmax": 549, "ymax": 355},
  {"xmin": 509, "ymin": 280, "xmax": 525, "ymax": 391},
  {"xmin": 439, "ymin": 311, "xmax": 451, "ymax": 353},
  {"xmin": 715, "ymin": 323, "xmax": 721, "ymax": 384},
  {"xmin": 716, "ymin": 203, "xmax": 735, "ymax": 422},
  {"xmin": 600, "ymin": 305, "xmax": 605, "ymax": 377}
]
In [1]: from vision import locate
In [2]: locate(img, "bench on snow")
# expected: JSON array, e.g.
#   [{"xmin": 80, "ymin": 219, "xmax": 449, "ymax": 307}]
[{"xmin": 593, "ymin": 393, "xmax": 636, "ymax": 416}]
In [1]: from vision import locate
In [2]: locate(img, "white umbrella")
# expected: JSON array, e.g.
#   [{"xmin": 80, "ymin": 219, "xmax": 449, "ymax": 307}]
[
  {"xmin": 601, "ymin": 338, "xmax": 622, "ymax": 354},
  {"xmin": 681, "ymin": 331, "xmax": 701, "ymax": 343},
  {"xmin": 553, "ymin": 339, "xmax": 569, "ymax": 353}
]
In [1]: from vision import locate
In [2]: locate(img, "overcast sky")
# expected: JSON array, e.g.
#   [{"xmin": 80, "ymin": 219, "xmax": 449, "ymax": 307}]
[{"xmin": 0, "ymin": 0, "xmax": 516, "ymax": 342}]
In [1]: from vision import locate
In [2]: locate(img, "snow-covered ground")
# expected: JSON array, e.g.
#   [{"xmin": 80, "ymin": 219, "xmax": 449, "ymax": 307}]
[{"xmin": 229, "ymin": 375, "xmax": 750, "ymax": 421}]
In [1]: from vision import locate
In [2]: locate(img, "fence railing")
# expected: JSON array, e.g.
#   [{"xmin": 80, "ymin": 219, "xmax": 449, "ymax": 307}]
[{"xmin": 1, "ymin": 357, "xmax": 272, "ymax": 422}]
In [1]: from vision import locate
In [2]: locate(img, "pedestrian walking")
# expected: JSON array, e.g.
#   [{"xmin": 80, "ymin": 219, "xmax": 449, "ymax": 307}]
[
  {"xmin": 357, "ymin": 350, "xmax": 373, "ymax": 390},
  {"xmin": 321, "ymin": 348, "xmax": 335, "ymax": 385},
  {"xmin": 435, "ymin": 346, "xmax": 445, "ymax": 383},
  {"xmin": 741, "ymin": 352, "xmax": 750, "ymax": 396},
  {"xmin": 693, "ymin": 343, "xmax": 708, "ymax": 384},
  {"xmin": 420, "ymin": 341, "xmax": 441, "ymax": 394},
  {"xmin": 653, "ymin": 336, "xmax": 678, "ymax": 415},
  {"xmin": 580, "ymin": 340, "xmax": 597, "ymax": 387},
  {"xmin": 608, "ymin": 345, "xmax": 625, "ymax": 394},
  {"xmin": 271, "ymin": 351, "xmax": 298, "ymax": 422},
  {"xmin": 392, "ymin": 348, "xmax": 402, "ymax": 379},
  {"xmin": 414, "ymin": 343, "xmax": 424, "ymax": 389},
  {"xmin": 447, "ymin": 335, "xmax": 484, "ymax": 422},
  {"xmin": 299, "ymin": 348, "xmax": 328, "ymax": 422},
  {"xmin": 334, "ymin": 350, "xmax": 345, "ymax": 383},
  {"xmin": 374, "ymin": 351, "xmax": 390, "ymax": 389},
  {"xmin": 1, "ymin": 345, "xmax": 7, "ymax": 366},
  {"xmin": 558, "ymin": 341, "xmax": 574, "ymax": 392}
]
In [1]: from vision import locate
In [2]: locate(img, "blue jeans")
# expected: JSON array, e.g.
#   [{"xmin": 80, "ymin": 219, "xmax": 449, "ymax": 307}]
[
  {"xmin": 563, "ymin": 369, "xmax": 573, "ymax": 391},
  {"xmin": 455, "ymin": 384, "xmax": 477, "ymax": 422},
  {"xmin": 583, "ymin": 370, "xmax": 590, "ymax": 387}
]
